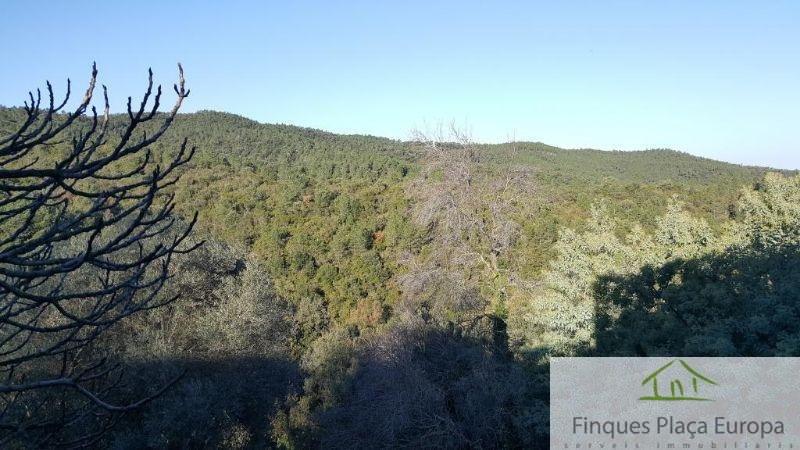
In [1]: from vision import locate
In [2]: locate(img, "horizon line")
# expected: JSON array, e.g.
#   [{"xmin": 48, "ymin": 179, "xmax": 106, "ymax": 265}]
[{"xmin": 0, "ymin": 104, "xmax": 792, "ymax": 172}]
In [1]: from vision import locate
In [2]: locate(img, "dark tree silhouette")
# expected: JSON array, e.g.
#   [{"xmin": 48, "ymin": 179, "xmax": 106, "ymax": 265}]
[
  {"xmin": 592, "ymin": 243, "xmax": 800, "ymax": 357},
  {"xmin": 0, "ymin": 64, "xmax": 198, "ymax": 446}
]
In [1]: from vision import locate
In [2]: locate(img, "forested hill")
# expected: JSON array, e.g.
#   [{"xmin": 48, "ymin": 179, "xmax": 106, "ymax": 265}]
[
  {"xmin": 0, "ymin": 105, "xmax": 780, "ymax": 284},
  {"xmin": 130, "ymin": 107, "xmax": 782, "ymax": 317},
  {"xmin": 164, "ymin": 110, "xmax": 414, "ymax": 165},
  {"xmin": 155, "ymin": 109, "xmax": 777, "ymax": 234},
  {"xmin": 507, "ymin": 143, "xmax": 769, "ymax": 183},
  {"xmin": 3, "ymin": 104, "xmax": 798, "ymax": 447},
  {"xmin": 152, "ymin": 110, "xmax": 796, "ymax": 448},
  {"xmin": 166, "ymin": 110, "xmax": 770, "ymax": 183},
  {"xmin": 0, "ymin": 106, "xmax": 772, "ymax": 181}
]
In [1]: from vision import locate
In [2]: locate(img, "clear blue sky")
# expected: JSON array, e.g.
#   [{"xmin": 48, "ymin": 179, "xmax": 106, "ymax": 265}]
[{"xmin": 2, "ymin": 1, "xmax": 798, "ymax": 168}]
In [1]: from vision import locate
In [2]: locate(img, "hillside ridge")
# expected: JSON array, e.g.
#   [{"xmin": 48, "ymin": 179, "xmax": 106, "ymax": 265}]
[{"xmin": 0, "ymin": 106, "xmax": 782, "ymax": 173}]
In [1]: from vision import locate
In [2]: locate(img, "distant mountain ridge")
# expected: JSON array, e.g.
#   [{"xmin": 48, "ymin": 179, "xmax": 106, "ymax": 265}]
[
  {"xmin": 0, "ymin": 106, "xmax": 782, "ymax": 180},
  {"xmin": 173, "ymin": 110, "xmax": 784, "ymax": 181}
]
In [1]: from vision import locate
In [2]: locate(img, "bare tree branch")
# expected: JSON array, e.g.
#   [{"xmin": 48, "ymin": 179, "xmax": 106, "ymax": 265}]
[{"xmin": 0, "ymin": 63, "xmax": 198, "ymax": 445}]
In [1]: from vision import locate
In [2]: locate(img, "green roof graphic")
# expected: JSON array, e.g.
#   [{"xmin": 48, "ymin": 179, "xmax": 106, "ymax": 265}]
[{"xmin": 639, "ymin": 359, "xmax": 717, "ymax": 401}]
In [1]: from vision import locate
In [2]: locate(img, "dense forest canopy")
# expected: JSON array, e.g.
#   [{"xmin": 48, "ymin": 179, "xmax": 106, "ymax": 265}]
[{"xmin": 1, "ymin": 104, "xmax": 797, "ymax": 448}]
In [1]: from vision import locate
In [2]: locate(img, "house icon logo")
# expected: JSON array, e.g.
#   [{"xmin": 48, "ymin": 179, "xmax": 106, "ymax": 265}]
[{"xmin": 639, "ymin": 359, "xmax": 717, "ymax": 401}]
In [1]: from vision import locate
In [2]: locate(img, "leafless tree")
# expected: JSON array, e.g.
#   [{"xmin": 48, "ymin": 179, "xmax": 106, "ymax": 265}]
[
  {"xmin": 0, "ymin": 63, "xmax": 198, "ymax": 446},
  {"xmin": 401, "ymin": 123, "xmax": 532, "ymax": 337}
]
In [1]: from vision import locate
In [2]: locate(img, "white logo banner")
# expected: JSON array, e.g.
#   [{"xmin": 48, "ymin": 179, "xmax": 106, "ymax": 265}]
[{"xmin": 551, "ymin": 357, "xmax": 800, "ymax": 448}]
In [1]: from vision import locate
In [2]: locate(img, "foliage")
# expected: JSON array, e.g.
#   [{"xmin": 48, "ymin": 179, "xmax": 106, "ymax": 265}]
[
  {"xmin": 103, "ymin": 237, "xmax": 299, "ymax": 449},
  {"xmin": 511, "ymin": 173, "xmax": 800, "ymax": 363},
  {"xmin": 3, "ymin": 101, "xmax": 797, "ymax": 448},
  {"xmin": 274, "ymin": 323, "xmax": 546, "ymax": 449}
]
